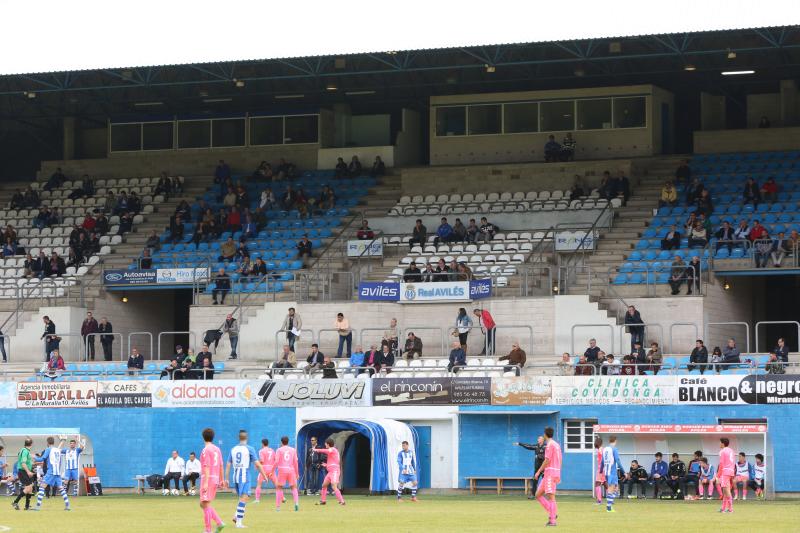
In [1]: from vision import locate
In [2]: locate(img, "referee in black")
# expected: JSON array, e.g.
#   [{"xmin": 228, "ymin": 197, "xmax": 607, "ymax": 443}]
[
  {"xmin": 513, "ymin": 435, "xmax": 545, "ymax": 499},
  {"xmin": 12, "ymin": 438, "xmax": 35, "ymax": 510}
]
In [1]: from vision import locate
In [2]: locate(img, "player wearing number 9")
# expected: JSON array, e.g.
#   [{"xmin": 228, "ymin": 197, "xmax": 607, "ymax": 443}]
[{"xmin": 225, "ymin": 430, "xmax": 268, "ymax": 528}]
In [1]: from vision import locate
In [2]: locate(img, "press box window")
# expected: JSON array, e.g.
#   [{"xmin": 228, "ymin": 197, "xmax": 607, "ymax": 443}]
[
  {"xmin": 614, "ymin": 96, "xmax": 646, "ymax": 128},
  {"xmin": 250, "ymin": 117, "xmax": 284, "ymax": 146},
  {"xmin": 503, "ymin": 102, "xmax": 538, "ymax": 133},
  {"xmin": 110, "ymin": 123, "xmax": 141, "ymax": 152},
  {"xmin": 177, "ymin": 120, "xmax": 211, "ymax": 149},
  {"xmin": 211, "ymin": 118, "xmax": 245, "ymax": 147},
  {"xmin": 577, "ymin": 99, "xmax": 612, "ymax": 130},
  {"xmin": 540, "ymin": 100, "xmax": 575, "ymax": 132},
  {"xmin": 468, "ymin": 104, "xmax": 501, "ymax": 135},
  {"xmin": 435, "ymin": 106, "xmax": 466, "ymax": 136},
  {"xmin": 142, "ymin": 122, "xmax": 174, "ymax": 151},
  {"xmin": 284, "ymin": 115, "xmax": 319, "ymax": 144},
  {"xmin": 564, "ymin": 419, "xmax": 596, "ymax": 452}
]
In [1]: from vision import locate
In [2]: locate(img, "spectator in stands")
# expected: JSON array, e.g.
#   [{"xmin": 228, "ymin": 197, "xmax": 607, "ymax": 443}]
[
  {"xmin": 260, "ymin": 188, "xmax": 276, "ymax": 210},
  {"xmin": 222, "ymin": 187, "xmax": 236, "ymax": 208},
  {"xmin": 319, "ymin": 186, "xmax": 336, "ymax": 211},
  {"xmin": 334, "ymin": 312, "xmax": 353, "ymax": 359},
  {"xmin": 624, "ymin": 460, "xmax": 649, "ymax": 499},
  {"xmin": 431, "ymin": 258, "xmax": 449, "ymax": 281},
  {"xmin": 320, "ymin": 354, "xmax": 337, "ymax": 379},
  {"xmin": 617, "ymin": 170, "xmax": 631, "ymax": 206},
  {"xmin": 44, "ymin": 167, "xmax": 66, "ymax": 191},
  {"xmin": 770, "ymin": 231, "xmax": 790, "ymax": 267},
  {"xmin": 381, "ymin": 343, "xmax": 395, "ymax": 373},
  {"xmin": 733, "ymin": 219, "xmax": 750, "ymax": 247},
  {"xmin": 721, "ymin": 338, "xmax": 741, "ymax": 371},
  {"xmin": 403, "ymin": 261, "xmax": 421, "ymax": 282},
  {"xmin": 370, "ymin": 156, "xmax": 386, "ymax": 177},
  {"xmin": 659, "ymin": 181, "xmax": 678, "ymax": 208},
  {"xmin": 97, "ymin": 316, "xmax": 113, "ymax": 361},
  {"xmin": 271, "ymin": 345, "xmax": 297, "ymax": 376},
  {"xmin": 761, "ymin": 176, "xmax": 778, "ymax": 203},
  {"xmin": 743, "ymin": 177, "xmax": 761, "ymax": 205},
  {"xmin": 117, "ymin": 212, "xmax": 133, "ymax": 236},
  {"xmin": 566, "ymin": 179, "xmax": 584, "ymax": 202},
  {"xmin": 217, "ymin": 237, "xmax": 236, "ymax": 263},
  {"xmin": 211, "ymin": 268, "xmax": 230, "ymax": 305},
  {"xmin": 47, "ymin": 252, "xmax": 66, "ymax": 277},
  {"xmin": 348, "ymin": 156, "xmax": 362, "ymax": 176},
  {"xmin": 281, "ymin": 307, "xmax": 302, "ymax": 352},
  {"xmin": 624, "ymin": 306, "xmax": 644, "ymax": 350},
  {"xmin": 23, "ymin": 186, "xmax": 40, "ymax": 208},
  {"xmin": 685, "ymin": 255, "xmax": 701, "ymax": 294},
  {"xmin": 688, "ymin": 222, "xmax": 707, "ymax": 249},
  {"xmin": 363, "ymin": 345, "xmax": 381, "ymax": 375},
  {"xmin": 561, "ymin": 132, "xmax": 576, "ymax": 161},
  {"xmin": 660, "ymin": 225, "xmax": 681, "ymax": 251},
  {"xmin": 682, "ymin": 212, "xmax": 698, "ymax": 234},
  {"xmin": 666, "ymin": 454, "xmax": 686, "ymax": 498},
  {"xmin": 499, "ymin": 342, "xmax": 526, "ymax": 376},
  {"xmin": 226, "ymin": 206, "xmax": 242, "ymax": 233},
  {"xmin": 168, "ymin": 215, "xmax": 185, "ymax": 244},
  {"xmin": 675, "ymin": 159, "xmax": 691, "ymax": 186},
  {"xmin": 144, "ymin": 231, "xmax": 161, "ymax": 253},
  {"xmin": 477, "ymin": 217, "xmax": 496, "ymax": 243},
  {"xmin": 355, "ymin": 219, "xmax": 375, "ymax": 240},
  {"xmin": 457, "ymin": 263, "xmax": 474, "ymax": 281},
  {"xmin": 126, "ymin": 348, "xmax": 144, "ymax": 375},
  {"xmin": 631, "ymin": 340, "xmax": 646, "ymax": 368},
  {"xmin": 685, "ymin": 178, "xmax": 704, "ymax": 207},
  {"xmin": 215, "ymin": 159, "xmax": 231, "ymax": 183},
  {"xmin": 758, "ymin": 116, "xmax": 771, "ymax": 128},
  {"xmin": 455, "ymin": 307, "xmax": 473, "ymax": 350},
  {"xmin": 94, "ymin": 212, "xmax": 109, "ymax": 235},
  {"xmin": 2, "ymin": 237, "xmax": 16, "ymax": 258},
  {"xmin": 668, "ymin": 256, "xmax": 686, "ymax": 295},
  {"xmin": 280, "ymin": 185, "xmax": 296, "ymax": 210},
  {"xmin": 81, "ymin": 311, "xmax": 99, "ymax": 361},
  {"xmin": 646, "ymin": 342, "xmax": 663, "ymax": 374},
  {"xmin": 305, "ymin": 344, "xmax": 325, "ymax": 375},
  {"xmin": 755, "ymin": 233, "xmax": 773, "ymax": 268},
  {"xmin": 765, "ymin": 351, "xmax": 785, "ymax": 374},
  {"xmin": 195, "ymin": 344, "xmax": 213, "ymax": 369},
  {"xmin": 686, "ymin": 340, "xmax": 709, "ymax": 374},
  {"xmin": 4, "ymin": 224, "xmax": 17, "ymax": 244},
  {"xmin": 749, "ymin": 220, "xmax": 767, "ymax": 243},
  {"xmin": 789, "ymin": 229, "xmax": 800, "ymax": 257},
  {"xmin": 409, "ymin": 219, "xmax": 427, "ymax": 249},
  {"xmin": 774, "ymin": 337, "xmax": 789, "ymax": 363},
  {"xmin": 574, "ymin": 354, "xmax": 593, "ymax": 375},
  {"xmin": 10, "ymin": 189, "xmax": 23, "ymax": 209},
  {"xmin": 41, "ymin": 316, "xmax": 57, "ymax": 360},
  {"xmin": 46, "ymin": 349, "xmax": 65, "ymax": 377},
  {"xmin": 379, "ymin": 318, "xmax": 399, "ymax": 356},
  {"xmin": 707, "ymin": 346, "xmax": 723, "ymax": 373},
  {"xmin": 403, "ymin": 332, "xmax": 423, "ymax": 360},
  {"xmin": 423, "ymin": 263, "xmax": 437, "ymax": 283},
  {"xmin": 447, "ymin": 340, "xmax": 466, "ymax": 373},
  {"xmin": 334, "ymin": 157, "xmax": 348, "ymax": 178},
  {"xmin": 347, "ymin": 346, "xmax": 365, "ymax": 376},
  {"xmin": 296, "ymin": 235, "xmax": 313, "ymax": 264},
  {"xmin": 715, "ymin": 221, "xmax": 735, "ymax": 253},
  {"xmin": 434, "ymin": 217, "xmax": 455, "ymax": 247},
  {"xmin": 128, "ymin": 192, "xmax": 142, "ymax": 214},
  {"xmin": 465, "ymin": 218, "xmax": 479, "ymax": 243},
  {"xmin": 544, "ymin": 135, "xmax": 561, "ymax": 162},
  {"xmin": 695, "ymin": 190, "xmax": 713, "ymax": 217},
  {"xmin": 113, "ymin": 191, "xmax": 130, "ymax": 216},
  {"xmin": 32, "ymin": 207, "xmax": 49, "ymax": 230},
  {"xmin": 557, "ymin": 353, "xmax": 572, "ymax": 375},
  {"xmin": 160, "ymin": 358, "xmax": 180, "ymax": 380},
  {"xmin": 602, "ymin": 353, "xmax": 621, "ymax": 375},
  {"xmin": 583, "ymin": 338, "xmax": 601, "ymax": 365},
  {"xmin": 81, "ymin": 211, "xmax": 96, "ymax": 232},
  {"xmin": 223, "ymin": 314, "xmax": 239, "ymax": 360},
  {"xmin": 240, "ymin": 215, "xmax": 258, "ymax": 241},
  {"xmin": 621, "ymin": 354, "xmax": 637, "ymax": 375},
  {"xmin": 22, "ymin": 253, "xmax": 36, "ymax": 278},
  {"xmin": 474, "ymin": 308, "xmax": 496, "ymax": 356}
]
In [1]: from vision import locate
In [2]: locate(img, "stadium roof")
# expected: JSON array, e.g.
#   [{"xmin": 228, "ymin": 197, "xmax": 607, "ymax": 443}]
[{"xmin": 1, "ymin": 25, "xmax": 799, "ymax": 123}]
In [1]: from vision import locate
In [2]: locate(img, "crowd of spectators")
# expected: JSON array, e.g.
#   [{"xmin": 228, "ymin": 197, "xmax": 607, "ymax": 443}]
[
  {"xmin": 334, "ymin": 155, "xmax": 385, "ymax": 178},
  {"xmin": 543, "ymin": 133, "xmax": 577, "ymax": 162}
]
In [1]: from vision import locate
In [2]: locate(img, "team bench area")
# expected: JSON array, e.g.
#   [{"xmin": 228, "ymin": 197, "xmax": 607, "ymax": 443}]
[{"xmin": 466, "ymin": 476, "xmax": 532, "ymax": 494}]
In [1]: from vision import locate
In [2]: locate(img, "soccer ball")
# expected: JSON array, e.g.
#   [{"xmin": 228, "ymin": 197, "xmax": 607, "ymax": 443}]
[
  {"xmin": 162, "ymin": 489, "xmax": 169, "ymax": 496},
  {"xmin": 171, "ymin": 489, "xmax": 180, "ymax": 496},
  {"xmin": 189, "ymin": 489, "xmax": 196, "ymax": 496}
]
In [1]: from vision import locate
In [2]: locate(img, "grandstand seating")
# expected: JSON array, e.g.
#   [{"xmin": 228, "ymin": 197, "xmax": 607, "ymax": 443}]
[
  {"xmin": 612, "ymin": 150, "xmax": 800, "ymax": 284},
  {"xmin": 145, "ymin": 171, "xmax": 375, "ymax": 295},
  {"xmin": 0, "ymin": 177, "xmax": 151, "ymax": 297}
]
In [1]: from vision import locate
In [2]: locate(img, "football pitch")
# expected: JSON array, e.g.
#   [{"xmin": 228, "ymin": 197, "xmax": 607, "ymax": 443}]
[{"xmin": 1, "ymin": 493, "xmax": 798, "ymax": 532}]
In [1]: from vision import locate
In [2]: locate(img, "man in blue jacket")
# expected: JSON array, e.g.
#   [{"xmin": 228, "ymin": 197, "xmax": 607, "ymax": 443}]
[
  {"xmin": 648, "ymin": 452, "xmax": 668, "ymax": 498},
  {"xmin": 434, "ymin": 217, "xmax": 455, "ymax": 248},
  {"xmin": 447, "ymin": 341, "xmax": 466, "ymax": 374}
]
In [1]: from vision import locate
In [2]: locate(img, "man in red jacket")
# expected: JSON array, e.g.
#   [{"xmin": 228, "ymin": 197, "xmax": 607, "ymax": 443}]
[{"xmin": 473, "ymin": 308, "xmax": 496, "ymax": 356}]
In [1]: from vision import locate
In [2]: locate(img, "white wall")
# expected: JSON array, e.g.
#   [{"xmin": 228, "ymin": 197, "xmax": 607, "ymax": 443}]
[
  {"xmin": 554, "ymin": 295, "xmax": 618, "ymax": 355},
  {"xmin": 11, "ymin": 306, "xmax": 86, "ymax": 363}
]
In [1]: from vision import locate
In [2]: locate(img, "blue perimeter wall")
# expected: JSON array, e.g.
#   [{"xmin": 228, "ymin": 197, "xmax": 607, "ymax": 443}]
[
  {"xmin": 0, "ymin": 408, "xmax": 297, "ymax": 488},
  {"xmin": 458, "ymin": 405, "xmax": 800, "ymax": 492}
]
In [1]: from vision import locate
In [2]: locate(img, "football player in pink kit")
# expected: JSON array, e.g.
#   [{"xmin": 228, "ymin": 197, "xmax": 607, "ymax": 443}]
[
  {"xmin": 199, "ymin": 428, "xmax": 226, "ymax": 533},
  {"xmin": 274, "ymin": 436, "xmax": 300, "ymax": 512},
  {"xmin": 254, "ymin": 438, "xmax": 277, "ymax": 503},
  {"xmin": 593, "ymin": 436, "xmax": 606, "ymax": 504},
  {"xmin": 314, "ymin": 438, "xmax": 346, "ymax": 506},
  {"xmin": 533, "ymin": 427, "xmax": 561, "ymax": 528},
  {"xmin": 715, "ymin": 437, "xmax": 736, "ymax": 513}
]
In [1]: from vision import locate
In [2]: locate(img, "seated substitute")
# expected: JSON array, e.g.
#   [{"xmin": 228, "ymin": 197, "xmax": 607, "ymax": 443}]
[{"xmin": 623, "ymin": 460, "xmax": 649, "ymax": 499}]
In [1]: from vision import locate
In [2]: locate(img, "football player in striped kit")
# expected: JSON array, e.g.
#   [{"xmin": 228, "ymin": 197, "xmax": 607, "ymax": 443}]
[
  {"xmin": 33, "ymin": 435, "xmax": 71, "ymax": 512},
  {"xmin": 225, "ymin": 430, "xmax": 269, "ymax": 529},
  {"xmin": 396, "ymin": 441, "xmax": 418, "ymax": 502},
  {"xmin": 62, "ymin": 436, "xmax": 85, "ymax": 497}
]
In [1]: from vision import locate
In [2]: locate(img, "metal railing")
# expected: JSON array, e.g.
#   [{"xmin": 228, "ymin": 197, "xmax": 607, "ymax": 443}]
[
  {"xmin": 754, "ymin": 321, "xmax": 800, "ymax": 353},
  {"xmin": 704, "ymin": 322, "xmax": 751, "ymax": 354},
  {"xmin": 84, "ymin": 332, "xmax": 123, "ymax": 362},
  {"xmin": 570, "ymin": 324, "xmax": 617, "ymax": 356},
  {"xmin": 519, "ymin": 265, "xmax": 554, "ymax": 296},
  {"xmin": 128, "ymin": 331, "xmax": 154, "ymax": 361},
  {"xmin": 668, "ymin": 322, "xmax": 700, "ymax": 355},
  {"xmin": 157, "ymin": 331, "xmax": 197, "ymax": 361}
]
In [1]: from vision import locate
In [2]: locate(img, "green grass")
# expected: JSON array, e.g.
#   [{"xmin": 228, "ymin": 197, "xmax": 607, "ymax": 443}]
[{"xmin": 1, "ymin": 493, "xmax": 799, "ymax": 532}]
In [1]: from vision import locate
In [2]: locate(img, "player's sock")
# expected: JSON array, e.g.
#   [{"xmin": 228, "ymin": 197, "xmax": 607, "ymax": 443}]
[
  {"xmin": 203, "ymin": 507, "xmax": 212, "ymax": 531},
  {"xmin": 25, "ymin": 494, "xmax": 32, "ymax": 509},
  {"xmin": 235, "ymin": 501, "xmax": 246, "ymax": 521},
  {"xmin": 549, "ymin": 500, "xmax": 557, "ymax": 523},
  {"xmin": 606, "ymin": 492, "xmax": 615, "ymax": 510},
  {"xmin": 13, "ymin": 492, "xmax": 24, "ymax": 505},
  {"xmin": 411, "ymin": 487, "xmax": 417, "ymax": 499},
  {"xmin": 209, "ymin": 506, "xmax": 222, "ymax": 525},
  {"xmin": 320, "ymin": 488, "xmax": 327, "ymax": 503},
  {"xmin": 742, "ymin": 485, "xmax": 747, "ymax": 499},
  {"xmin": 35, "ymin": 486, "xmax": 44, "ymax": 508},
  {"xmin": 537, "ymin": 495, "xmax": 550, "ymax": 513},
  {"xmin": 697, "ymin": 484, "xmax": 704, "ymax": 497},
  {"xmin": 333, "ymin": 488, "xmax": 344, "ymax": 504},
  {"xmin": 254, "ymin": 483, "xmax": 261, "ymax": 501},
  {"xmin": 275, "ymin": 488, "xmax": 283, "ymax": 509},
  {"xmin": 396, "ymin": 486, "xmax": 403, "ymax": 500},
  {"xmin": 291, "ymin": 487, "xmax": 299, "ymax": 505},
  {"xmin": 73, "ymin": 481, "xmax": 78, "ymax": 497},
  {"xmin": 594, "ymin": 486, "xmax": 602, "ymax": 502},
  {"xmin": 60, "ymin": 487, "xmax": 70, "ymax": 509}
]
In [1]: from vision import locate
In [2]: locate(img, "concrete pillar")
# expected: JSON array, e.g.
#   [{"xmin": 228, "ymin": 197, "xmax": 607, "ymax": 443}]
[
  {"xmin": 780, "ymin": 79, "xmax": 798, "ymax": 127},
  {"xmin": 700, "ymin": 92, "xmax": 725, "ymax": 131},
  {"xmin": 332, "ymin": 104, "xmax": 351, "ymax": 148},
  {"xmin": 62, "ymin": 116, "xmax": 76, "ymax": 160}
]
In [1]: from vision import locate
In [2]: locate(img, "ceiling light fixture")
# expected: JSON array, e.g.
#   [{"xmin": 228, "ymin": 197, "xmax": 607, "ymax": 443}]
[
  {"xmin": 275, "ymin": 94, "xmax": 305, "ymax": 99},
  {"xmin": 234, "ymin": 79, "xmax": 245, "ymax": 87},
  {"xmin": 684, "ymin": 64, "xmax": 696, "ymax": 71},
  {"xmin": 485, "ymin": 64, "xmax": 496, "ymax": 73},
  {"xmin": 345, "ymin": 90, "xmax": 376, "ymax": 96},
  {"xmin": 133, "ymin": 101, "xmax": 163, "ymax": 106},
  {"xmin": 202, "ymin": 97, "xmax": 232, "ymax": 103},
  {"xmin": 23, "ymin": 91, "xmax": 36, "ymax": 99},
  {"xmin": 727, "ymin": 50, "xmax": 737, "ymax": 59},
  {"xmin": 326, "ymin": 84, "xmax": 338, "ymax": 91},
  {"xmin": 721, "ymin": 70, "xmax": 755, "ymax": 76}
]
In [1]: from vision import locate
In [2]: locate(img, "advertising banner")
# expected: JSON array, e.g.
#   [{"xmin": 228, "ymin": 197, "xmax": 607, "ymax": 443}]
[
  {"xmin": 358, "ymin": 282, "xmax": 399, "ymax": 301},
  {"xmin": 103, "ymin": 269, "xmax": 157, "ymax": 286},
  {"xmin": 253, "ymin": 379, "xmax": 372, "ymax": 407},
  {"xmin": 156, "ymin": 267, "xmax": 209, "ymax": 284},
  {"xmin": 97, "ymin": 380, "xmax": 153, "ymax": 408},
  {"xmin": 551, "ymin": 376, "xmax": 675, "ymax": 405},
  {"xmin": 678, "ymin": 375, "xmax": 800, "ymax": 405},
  {"xmin": 594, "ymin": 424, "xmax": 768, "ymax": 434},
  {"xmin": 372, "ymin": 377, "xmax": 490, "ymax": 405},
  {"xmin": 491, "ymin": 376, "xmax": 552, "ymax": 405},
  {"xmin": 400, "ymin": 281, "xmax": 470, "ymax": 303},
  {"xmin": 469, "ymin": 279, "xmax": 492, "ymax": 300},
  {"xmin": 17, "ymin": 381, "xmax": 98, "ymax": 409},
  {"xmin": 151, "ymin": 380, "xmax": 258, "ymax": 408},
  {"xmin": 555, "ymin": 231, "xmax": 596, "ymax": 252},
  {"xmin": 347, "ymin": 239, "xmax": 384, "ymax": 257}
]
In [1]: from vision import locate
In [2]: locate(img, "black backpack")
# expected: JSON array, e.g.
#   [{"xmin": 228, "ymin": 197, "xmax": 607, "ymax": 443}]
[{"xmin": 146, "ymin": 474, "xmax": 164, "ymax": 490}]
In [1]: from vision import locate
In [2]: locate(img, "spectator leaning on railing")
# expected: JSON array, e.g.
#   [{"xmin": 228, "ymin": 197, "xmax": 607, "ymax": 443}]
[{"xmin": 127, "ymin": 348, "xmax": 144, "ymax": 375}]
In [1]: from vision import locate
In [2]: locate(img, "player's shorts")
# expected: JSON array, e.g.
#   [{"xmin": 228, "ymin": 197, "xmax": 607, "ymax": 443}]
[
  {"xmin": 718, "ymin": 475, "xmax": 732, "ymax": 489},
  {"xmin": 733, "ymin": 475, "xmax": 749, "ymax": 484},
  {"xmin": 43, "ymin": 474, "xmax": 63, "ymax": 488},
  {"xmin": 398, "ymin": 473, "xmax": 417, "ymax": 485},
  {"xmin": 323, "ymin": 469, "xmax": 340, "ymax": 485},
  {"xmin": 64, "ymin": 468, "xmax": 80, "ymax": 482},
  {"xmin": 257, "ymin": 470, "xmax": 277, "ymax": 485},
  {"xmin": 606, "ymin": 473, "xmax": 619, "ymax": 486},
  {"xmin": 542, "ymin": 474, "xmax": 560, "ymax": 495},
  {"xmin": 200, "ymin": 481, "xmax": 218, "ymax": 502},
  {"xmin": 277, "ymin": 469, "xmax": 296, "ymax": 487},
  {"xmin": 18, "ymin": 470, "xmax": 34, "ymax": 487},
  {"xmin": 596, "ymin": 472, "xmax": 606, "ymax": 483},
  {"xmin": 234, "ymin": 481, "xmax": 251, "ymax": 497}
]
